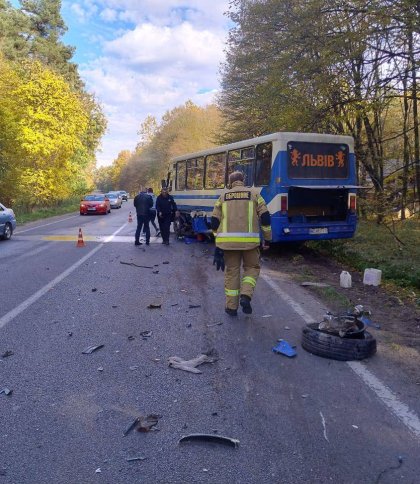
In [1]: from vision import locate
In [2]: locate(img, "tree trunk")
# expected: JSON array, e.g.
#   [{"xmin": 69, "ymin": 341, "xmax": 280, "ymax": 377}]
[{"xmin": 409, "ymin": 30, "xmax": 420, "ymax": 204}]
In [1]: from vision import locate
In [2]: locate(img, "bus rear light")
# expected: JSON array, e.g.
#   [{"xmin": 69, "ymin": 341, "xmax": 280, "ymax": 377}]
[
  {"xmin": 280, "ymin": 195, "xmax": 288, "ymax": 213},
  {"xmin": 348, "ymin": 194, "xmax": 357, "ymax": 212}
]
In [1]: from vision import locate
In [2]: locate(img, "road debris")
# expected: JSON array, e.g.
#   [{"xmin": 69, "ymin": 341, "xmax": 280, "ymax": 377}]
[
  {"xmin": 67, "ymin": 332, "xmax": 73, "ymax": 337},
  {"xmin": 82, "ymin": 344, "xmax": 104, "ymax": 354},
  {"xmin": 262, "ymin": 314, "xmax": 272, "ymax": 318},
  {"xmin": 152, "ymin": 270, "xmax": 159, "ymax": 274},
  {"xmin": 91, "ymin": 288, "xmax": 97, "ymax": 292},
  {"xmin": 171, "ymin": 303, "xmax": 179, "ymax": 307},
  {"xmin": 272, "ymin": 340, "xmax": 297, "ymax": 357},
  {"xmin": 0, "ymin": 388, "xmax": 12, "ymax": 396},
  {"xmin": 301, "ymin": 394, "xmax": 309, "ymax": 398},
  {"xmin": 126, "ymin": 456, "xmax": 147, "ymax": 462},
  {"xmin": 301, "ymin": 282, "xmax": 330, "ymax": 287},
  {"xmin": 124, "ymin": 414, "xmax": 161, "ymax": 435},
  {"xmin": 162, "ymin": 261, "xmax": 169, "ymax": 264},
  {"xmin": 120, "ymin": 261, "xmax": 153, "ymax": 269},
  {"xmin": 129, "ymin": 366, "xmax": 138, "ymax": 371},
  {"xmin": 206, "ymin": 322, "xmax": 223, "ymax": 328},
  {"xmin": 188, "ymin": 304, "xmax": 201, "ymax": 309},
  {"xmin": 140, "ymin": 331, "xmax": 153, "ymax": 338},
  {"xmin": 128, "ymin": 335, "xmax": 135, "ymax": 341},
  {"xmin": 320, "ymin": 411, "xmax": 329, "ymax": 443},
  {"xmin": 147, "ymin": 303, "xmax": 161, "ymax": 309},
  {"xmin": 168, "ymin": 354, "xmax": 217, "ymax": 374},
  {"xmin": 97, "ymin": 367, "xmax": 104, "ymax": 372},
  {"xmin": 179, "ymin": 434, "xmax": 239, "ymax": 448},
  {"xmin": 284, "ymin": 326, "xmax": 290, "ymax": 330},
  {"xmin": 1, "ymin": 351, "xmax": 13, "ymax": 358},
  {"xmin": 95, "ymin": 468, "xmax": 101, "ymax": 473}
]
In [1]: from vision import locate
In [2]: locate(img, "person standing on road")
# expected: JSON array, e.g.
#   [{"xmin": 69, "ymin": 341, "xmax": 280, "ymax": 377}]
[
  {"xmin": 211, "ymin": 171, "xmax": 272, "ymax": 316},
  {"xmin": 156, "ymin": 188, "xmax": 177, "ymax": 245},
  {"xmin": 134, "ymin": 187, "xmax": 153, "ymax": 246},
  {"xmin": 147, "ymin": 188, "xmax": 160, "ymax": 236}
]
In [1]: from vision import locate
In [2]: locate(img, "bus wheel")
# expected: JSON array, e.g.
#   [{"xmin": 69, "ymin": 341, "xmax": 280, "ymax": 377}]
[{"xmin": 301, "ymin": 323, "xmax": 376, "ymax": 361}]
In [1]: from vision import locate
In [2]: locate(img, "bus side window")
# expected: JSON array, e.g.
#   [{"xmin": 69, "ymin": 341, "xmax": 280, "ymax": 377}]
[
  {"xmin": 176, "ymin": 161, "xmax": 187, "ymax": 190},
  {"xmin": 187, "ymin": 157, "xmax": 204, "ymax": 190},
  {"xmin": 255, "ymin": 142, "xmax": 272, "ymax": 186},
  {"xmin": 227, "ymin": 146, "xmax": 255, "ymax": 186},
  {"xmin": 205, "ymin": 153, "xmax": 226, "ymax": 189}
]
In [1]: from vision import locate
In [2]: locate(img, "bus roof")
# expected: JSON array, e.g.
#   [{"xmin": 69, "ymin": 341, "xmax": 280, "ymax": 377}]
[{"xmin": 171, "ymin": 132, "xmax": 354, "ymax": 163}]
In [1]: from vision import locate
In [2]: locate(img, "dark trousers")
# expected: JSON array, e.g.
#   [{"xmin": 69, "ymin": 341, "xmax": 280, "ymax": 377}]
[
  {"xmin": 158, "ymin": 214, "xmax": 172, "ymax": 243},
  {"xmin": 135, "ymin": 215, "xmax": 150, "ymax": 243},
  {"xmin": 149, "ymin": 209, "xmax": 158, "ymax": 231}
]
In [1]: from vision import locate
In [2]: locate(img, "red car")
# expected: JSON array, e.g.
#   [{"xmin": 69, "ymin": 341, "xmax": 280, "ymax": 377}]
[{"xmin": 80, "ymin": 194, "xmax": 111, "ymax": 215}]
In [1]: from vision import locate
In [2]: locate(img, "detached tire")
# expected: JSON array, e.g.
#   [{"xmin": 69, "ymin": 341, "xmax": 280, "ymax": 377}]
[{"xmin": 302, "ymin": 323, "xmax": 376, "ymax": 361}]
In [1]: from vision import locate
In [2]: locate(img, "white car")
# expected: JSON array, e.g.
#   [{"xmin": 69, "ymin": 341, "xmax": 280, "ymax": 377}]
[{"xmin": 105, "ymin": 192, "xmax": 123, "ymax": 209}]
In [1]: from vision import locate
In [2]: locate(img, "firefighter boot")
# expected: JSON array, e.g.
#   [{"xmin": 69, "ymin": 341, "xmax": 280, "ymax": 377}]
[
  {"xmin": 240, "ymin": 295, "xmax": 252, "ymax": 314},
  {"xmin": 225, "ymin": 308, "xmax": 238, "ymax": 317}
]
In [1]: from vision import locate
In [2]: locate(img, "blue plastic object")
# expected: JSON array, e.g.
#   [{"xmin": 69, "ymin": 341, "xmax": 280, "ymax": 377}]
[
  {"xmin": 359, "ymin": 315, "xmax": 381, "ymax": 330},
  {"xmin": 272, "ymin": 340, "xmax": 297, "ymax": 357},
  {"xmin": 184, "ymin": 237, "xmax": 198, "ymax": 244}
]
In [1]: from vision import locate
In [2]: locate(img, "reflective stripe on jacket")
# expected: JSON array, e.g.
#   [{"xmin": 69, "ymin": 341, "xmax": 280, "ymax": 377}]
[{"xmin": 212, "ymin": 180, "xmax": 272, "ymax": 250}]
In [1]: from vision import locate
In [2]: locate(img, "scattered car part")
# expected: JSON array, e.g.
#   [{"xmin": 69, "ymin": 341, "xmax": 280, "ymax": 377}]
[
  {"xmin": 272, "ymin": 340, "xmax": 297, "ymax": 357},
  {"xmin": 168, "ymin": 354, "xmax": 217, "ymax": 374},
  {"xmin": 301, "ymin": 323, "xmax": 376, "ymax": 361},
  {"xmin": 0, "ymin": 388, "xmax": 12, "ymax": 396},
  {"xmin": 179, "ymin": 434, "xmax": 239, "ymax": 448},
  {"xmin": 1, "ymin": 350, "xmax": 14, "ymax": 358},
  {"xmin": 82, "ymin": 344, "xmax": 104, "ymax": 354},
  {"xmin": 147, "ymin": 303, "xmax": 161, "ymax": 309},
  {"xmin": 120, "ymin": 261, "xmax": 153, "ymax": 269},
  {"xmin": 188, "ymin": 305, "xmax": 201, "ymax": 309},
  {"xmin": 126, "ymin": 456, "xmax": 147, "ymax": 462},
  {"xmin": 140, "ymin": 331, "xmax": 152, "ymax": 338}
]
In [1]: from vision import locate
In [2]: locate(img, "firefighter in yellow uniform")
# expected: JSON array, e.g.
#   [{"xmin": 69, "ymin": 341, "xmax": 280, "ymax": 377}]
[{"xmin": 211, "ymin": 171, "xmax": 272, "ymax": 316}]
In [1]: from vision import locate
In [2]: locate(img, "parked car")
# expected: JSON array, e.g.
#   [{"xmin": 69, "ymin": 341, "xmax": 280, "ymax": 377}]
[
  {"xmin": 105, "ymin": 192, "xmax": 122, "ymax": 209},
  {"xmin": 118, "ymin": 190, "xmax": 129, "ymax": 201},
  {"xmin": 80, "ymin": 194, "xmax": 111, "ymax": 215},
  {"xmin": 0, "ymin": 202, "xmax": 17, "ymax": 240}
]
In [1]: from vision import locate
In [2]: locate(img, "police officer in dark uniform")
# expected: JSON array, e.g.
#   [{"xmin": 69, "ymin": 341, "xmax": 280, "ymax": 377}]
[
  {"xmin": 156, "ymin": 188, "xmax": 177, "ymax": 245},
  {"xmin": 134, "ymin": 188, "xmax": 153, "ymax": 246}
]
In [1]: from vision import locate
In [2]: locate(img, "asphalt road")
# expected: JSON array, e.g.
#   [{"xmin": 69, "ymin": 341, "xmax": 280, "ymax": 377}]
[{"xmin": 1, "ymin": 201, "xmax": 419, "ymax": 484}]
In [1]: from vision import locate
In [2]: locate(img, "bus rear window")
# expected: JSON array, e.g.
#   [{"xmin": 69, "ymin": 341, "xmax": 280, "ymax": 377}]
[
  {"xmin": 227, "ymin": 146, "xmax": 254, "ymax": 186},
  {"xmin": 176, "ymin": 161, "xmax": 186, "ymax": 190},
  {"xmin": 255, "ymin": 143, "xmax": 272, "ymax": 186},
  {"xmin": 187, "ymin": 157, "xmax": 204, "ymax": 189},
  {"xmin": 287, "ymin": 142, "xmax": 349, "ymax": 179},
  {"xmin": 205, "ymin": 153, "xmax": 226, "ymax": 189}
]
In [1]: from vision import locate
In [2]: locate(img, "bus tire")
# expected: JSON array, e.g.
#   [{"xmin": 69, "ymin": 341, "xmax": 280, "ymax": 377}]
[{"xmin": 301, "ymin": 323, "xmax": 376, "ymax": 361}]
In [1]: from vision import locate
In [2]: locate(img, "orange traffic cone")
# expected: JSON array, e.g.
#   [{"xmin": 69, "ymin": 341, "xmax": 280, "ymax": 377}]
[
  {"xmin": 76, "ymin": 228, "xmax": 85, "ymax": 247},
  {"xmin": 128, "ymin": 211, "xmax": 133, "ymax": 223}
]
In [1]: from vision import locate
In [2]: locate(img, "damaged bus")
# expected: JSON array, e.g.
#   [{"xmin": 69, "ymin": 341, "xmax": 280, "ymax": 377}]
[{"xmin": 167, "ymin": 132, "xmax": 358, "ymax": 242}]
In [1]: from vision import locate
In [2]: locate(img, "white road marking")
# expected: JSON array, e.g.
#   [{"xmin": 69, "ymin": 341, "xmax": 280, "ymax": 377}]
[
  {"xmin": 15, "ymin": 215, "xmax": 80, "ymax": 234},
  {"xmin": 0, "ymin": 223, "xmax": 127, "ymax": 329},
  {"xmin": 348, "ymin": 361, "xmax": 420, "ymax": 439},
  {"xmin": 320, "ymin": 411, "xmax": 329, "ymax": 442},
  {"xmin": 261, "ymin": 272, "xmax": 420, "ymax": 441}
]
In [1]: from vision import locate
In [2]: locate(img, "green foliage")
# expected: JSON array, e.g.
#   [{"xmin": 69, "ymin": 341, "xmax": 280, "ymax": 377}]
[{"xmin": 96, "ymin": 102, "xmax": 222, "ymax": 194}]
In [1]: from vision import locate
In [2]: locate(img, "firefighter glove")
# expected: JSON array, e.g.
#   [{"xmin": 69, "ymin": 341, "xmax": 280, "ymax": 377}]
[{"xmin": 213, "ymin": 247, "xmax": 225, "ymax": 271}]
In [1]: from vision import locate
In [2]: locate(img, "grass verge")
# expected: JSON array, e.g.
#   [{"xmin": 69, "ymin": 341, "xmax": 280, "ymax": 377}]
[
  {"xmin": 307, "ymin": 218, "xmax": 420, "ymax": 297},
  {"xmin": 14, "ymin": 198, "xmax": 80, "ymax": 224}
]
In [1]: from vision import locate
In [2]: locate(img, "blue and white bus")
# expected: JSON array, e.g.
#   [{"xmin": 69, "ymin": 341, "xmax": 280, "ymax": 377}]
[{"xmin": 167, "ymin": 132, "xmax": 358, "ymax": 242}]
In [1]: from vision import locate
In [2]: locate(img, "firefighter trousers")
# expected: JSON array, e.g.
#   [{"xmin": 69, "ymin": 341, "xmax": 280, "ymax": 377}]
[{"xmin": 223, "ymin": 248, "xmax": 260, "ymax": 310}]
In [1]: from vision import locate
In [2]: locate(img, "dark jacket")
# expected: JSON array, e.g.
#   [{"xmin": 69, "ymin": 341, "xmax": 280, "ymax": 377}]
[
  {"xmin": 156, "ymin": 194, "xmax": 177, "ymax": 217},
  {"xmin": 134, "ymin": 192, "xmax": 153, "ymax": 216}
]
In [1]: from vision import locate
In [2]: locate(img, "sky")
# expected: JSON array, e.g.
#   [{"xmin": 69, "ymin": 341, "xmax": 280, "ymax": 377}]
[{"xmin": 58, "ymin": 0, "xmax": 232, "ymax": 167}]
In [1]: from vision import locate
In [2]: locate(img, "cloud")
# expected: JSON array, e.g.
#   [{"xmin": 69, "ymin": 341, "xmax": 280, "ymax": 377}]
[{"xmin": 66, "ymin": 1, "xmax": 230, "ymax": 166}]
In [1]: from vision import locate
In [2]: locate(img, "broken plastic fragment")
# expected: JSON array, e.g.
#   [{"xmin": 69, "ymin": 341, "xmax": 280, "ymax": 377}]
[
  {"xmin": 162, "ymin": 261, "xmax": 169, "ymax": 264},
  {"xmin": 179, "ymin": 434, "xmax": 239, "ymax": 448},
  {"xmin": 262, "ymin": 314, "xmax": 272, "ymax": 318},
  {"xmin": 188, "ymin": 305, "xmax": 201, "ymax": 309},
  {"xmin": 272, "ymin": 340, "xmax": 297, "ymax": 357},
  {"xmin": 1, "ymin": 351, "xmax": 13, "ymax": 358},
  {"xmin": 126, "ymin": 456, "xmax": 147, "ymax": 462},
  {"xmin": 82, "ymin": 344, "xmax": 104, "ymax": 354},
  {"xmin": 168, "ymin": 354, "xmax": 217, "ymax": 374},
  {"xmin": 0, "ymin": 388, "xmax": 12, "ymax": 396},
  {"xmin": 140, "ymin": 331, "xmax": 152, "ymax": 338},
  {"xmin": 147, "ymin": 304, "xmax": 161, "ymax": 309},
  {"xmin": 120, "ymin": 261, "xmax": 153, "ymax": 269}
]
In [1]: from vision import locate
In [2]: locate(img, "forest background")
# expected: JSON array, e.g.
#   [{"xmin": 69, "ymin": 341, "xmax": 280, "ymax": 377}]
[{"xmin": 0, "ymin": 0, "xmax": 419, "ymax": 291}]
